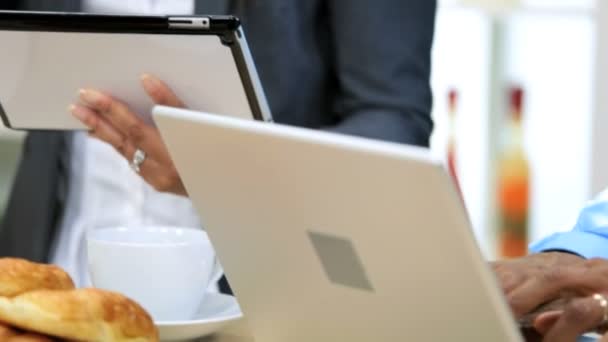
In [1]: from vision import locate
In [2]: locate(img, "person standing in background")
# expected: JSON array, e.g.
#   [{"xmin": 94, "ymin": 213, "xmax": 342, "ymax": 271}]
[{"xmin": 0, "ymin": 0, "xmax": 436, "ymax": 292}]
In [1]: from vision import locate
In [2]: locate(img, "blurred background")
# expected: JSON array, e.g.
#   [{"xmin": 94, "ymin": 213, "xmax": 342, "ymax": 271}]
[
  {"xmin": 432, "ymin": 0, "xmax": 601, "ymax": 259},
  {"xmin": 0, "ymin": 0, "xmax": 605, "ymax": 259}
]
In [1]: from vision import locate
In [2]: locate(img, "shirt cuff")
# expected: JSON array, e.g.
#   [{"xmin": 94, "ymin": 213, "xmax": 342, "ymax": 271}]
[{"xmin": 530, "ymin": 231, "xmax": 608, "ymax": 260}]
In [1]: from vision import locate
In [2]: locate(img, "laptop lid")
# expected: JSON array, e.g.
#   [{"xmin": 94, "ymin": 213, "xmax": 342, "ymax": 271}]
[
  {"xmin": 0, "ymin": 10, "xmax": 271, "ymax": 130},
  {"xmin": 152, "ymin": 105, "xmax": 523, "ymax": 342}
]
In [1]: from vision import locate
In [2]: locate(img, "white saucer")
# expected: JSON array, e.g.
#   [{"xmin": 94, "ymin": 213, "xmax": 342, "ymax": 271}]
[{"xmin": 155, "ymin": 293, "xmax": 243, "ymax": 341}]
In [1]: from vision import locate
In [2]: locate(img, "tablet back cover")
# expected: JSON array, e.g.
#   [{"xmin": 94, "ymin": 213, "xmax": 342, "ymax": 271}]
[{"xmin": 0, "ymin": 30, "xmax": 253, "ymax": 130}]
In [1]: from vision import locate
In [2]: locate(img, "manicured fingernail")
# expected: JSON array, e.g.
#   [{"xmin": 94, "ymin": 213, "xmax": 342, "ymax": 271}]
[
  {"xmin": 141, "ymin": 73, "xmax": 160, "ymax": 88},
  {"xmin": 69, "ymin": 104, "xmax": 86, "ymax": 121},
  {"xmin": 79, "ymin": 88, "xmax": 101, "ymax": 105},
  {"xmin": 78, "ymin": 89, "xmax": 87, "ymax": 100}
]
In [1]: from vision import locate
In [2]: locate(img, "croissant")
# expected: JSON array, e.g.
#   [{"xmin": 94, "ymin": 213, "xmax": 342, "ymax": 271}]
[{"xmin": 0, "ymin": 258, "xmax": 158, "ymax": 342}]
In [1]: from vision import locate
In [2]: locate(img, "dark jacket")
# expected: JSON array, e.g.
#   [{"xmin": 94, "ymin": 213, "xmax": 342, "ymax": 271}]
[{"xmin": 0, "ymin": 0, "xmax": 436, "ymax": 262}]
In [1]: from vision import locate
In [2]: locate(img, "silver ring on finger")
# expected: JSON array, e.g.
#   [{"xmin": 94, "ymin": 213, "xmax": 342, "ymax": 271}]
[{"xmin": 130, "ymin": 148, "xmax": 146, "ymax": 174}]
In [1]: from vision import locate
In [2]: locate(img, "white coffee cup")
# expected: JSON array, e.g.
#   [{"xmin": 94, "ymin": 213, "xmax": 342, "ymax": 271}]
[{"xmin": 87, "ymin": 227, "xmax": 216, "ymax": 322}]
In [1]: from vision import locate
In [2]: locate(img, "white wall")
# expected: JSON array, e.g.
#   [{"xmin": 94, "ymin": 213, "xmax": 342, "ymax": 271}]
[{"xmin": 591, "ymin": 1, "xmax": 608, "ymax": 196}]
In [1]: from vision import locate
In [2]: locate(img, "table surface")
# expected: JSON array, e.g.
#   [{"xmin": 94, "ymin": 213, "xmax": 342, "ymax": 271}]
[
  {"xmin": 199, "ymin": 318, "xmax": 255, "ymax": 342},
  {"xmin": 197, "ymin": 321, "xmax": 602, "ymax": 342}
]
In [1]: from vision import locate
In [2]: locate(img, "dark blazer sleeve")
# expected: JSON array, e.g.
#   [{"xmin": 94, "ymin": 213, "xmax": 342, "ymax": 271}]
[
  {"xmin": 0, "ymin": 132, "xmax": 69, "ymax": 262},
  {"xmin": 325, "ymin": 0, "xmax": 436, "ymax": 147}
]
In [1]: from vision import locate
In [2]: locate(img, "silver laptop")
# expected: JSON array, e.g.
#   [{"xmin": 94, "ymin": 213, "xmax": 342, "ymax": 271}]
[{"xmin": 152, "ymin": 105, "xmax": 523, "ymax": 342}]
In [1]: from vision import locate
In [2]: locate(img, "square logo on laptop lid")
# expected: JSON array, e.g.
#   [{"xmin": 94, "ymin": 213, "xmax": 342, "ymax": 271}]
[{"xmin": 307, "ymin": 231, "xmax": 375, "ymax": 292}]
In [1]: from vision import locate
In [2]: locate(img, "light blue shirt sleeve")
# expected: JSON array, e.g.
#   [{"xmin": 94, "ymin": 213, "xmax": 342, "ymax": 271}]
[{"xmin": 530, "ymin": 189, "xmax": 608, "ymax": 259}]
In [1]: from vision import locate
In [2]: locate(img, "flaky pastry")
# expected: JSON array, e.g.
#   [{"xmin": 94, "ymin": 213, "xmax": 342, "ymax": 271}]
[
  {"xmin": 0, "ymin": 259, "xmax": 74, "ymax": 297},
  {"xmin": 0, "ymin": 258, "xmax": 158, "ymax": 342}
]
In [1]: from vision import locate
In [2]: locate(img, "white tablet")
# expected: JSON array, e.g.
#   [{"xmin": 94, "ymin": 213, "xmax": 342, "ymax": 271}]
[{"xmin": 0, "ymin": 10, "xmax": 272, "ymax": 130}]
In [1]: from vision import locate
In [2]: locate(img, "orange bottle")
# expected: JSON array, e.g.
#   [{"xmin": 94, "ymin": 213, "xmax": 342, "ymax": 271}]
[
  {"xmin": 497, "ymin": 86, "xmax": 530, "ymax": 258},
  {"xmin": 447, "ymin": 89, "xmax": 462, "ymax": 195}
]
